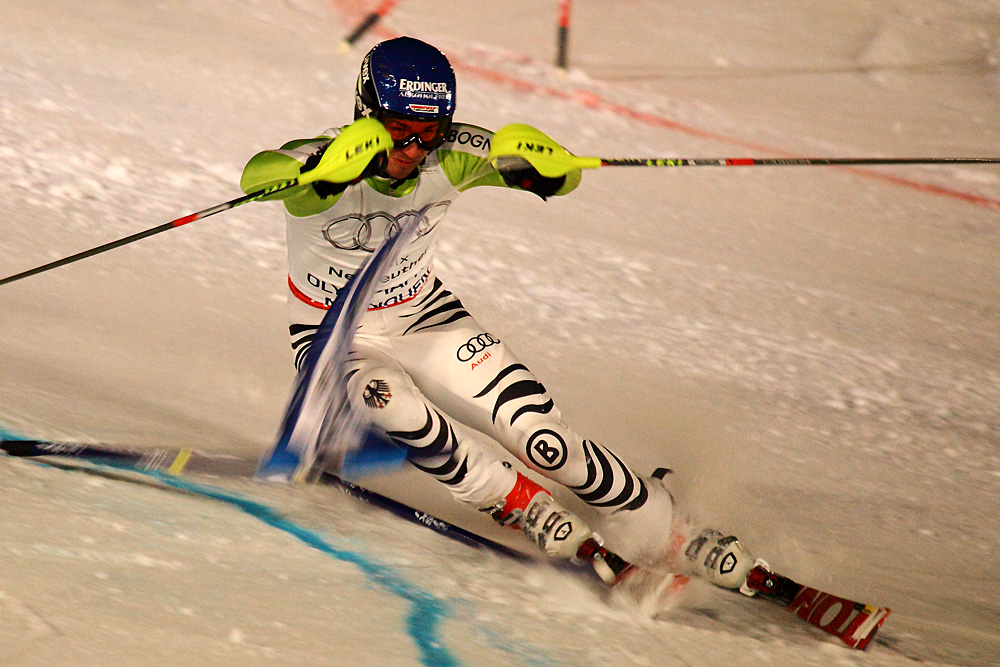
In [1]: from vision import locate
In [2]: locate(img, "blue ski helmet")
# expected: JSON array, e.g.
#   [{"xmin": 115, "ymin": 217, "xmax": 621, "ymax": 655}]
[{"xmin": 355, "ymin": 37, "xmax": 456, "ymax": 149}]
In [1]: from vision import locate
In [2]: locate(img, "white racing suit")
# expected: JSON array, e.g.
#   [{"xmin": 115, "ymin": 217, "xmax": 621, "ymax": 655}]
[{"xmin": 243, "ymin": 122, "xmax": 674, "ymax": 564}]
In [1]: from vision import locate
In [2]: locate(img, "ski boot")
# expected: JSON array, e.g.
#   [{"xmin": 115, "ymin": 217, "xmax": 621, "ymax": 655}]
[
  {"xmin": 484, "ymin": 471, "xmax": 594, "ymax": 560},
  {"xmin": 484, "ymin": 472, "xmax": 634, "ymax": 584},
  {"xmin": 679, "ymin": 528, "xmax": 757, "ymax": 591}
]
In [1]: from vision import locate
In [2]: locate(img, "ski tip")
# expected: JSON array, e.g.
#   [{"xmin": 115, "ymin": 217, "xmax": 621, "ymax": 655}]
[
  {"xmin": 742, "ymin": 562, "xmax": 892, "ymax": 651},
  {"xmin": 0, "ymin": 439, "xmax": 45, "ymax": 456},
  {"xmin": 844, "ymin": 606, "xmax": 892, "ymax": 650}
]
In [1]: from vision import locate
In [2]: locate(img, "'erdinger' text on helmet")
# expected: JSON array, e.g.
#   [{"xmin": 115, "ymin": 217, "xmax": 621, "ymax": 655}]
[{"xmin": 355, "ymin": 36, "xmax": 456, "ymax": 150}]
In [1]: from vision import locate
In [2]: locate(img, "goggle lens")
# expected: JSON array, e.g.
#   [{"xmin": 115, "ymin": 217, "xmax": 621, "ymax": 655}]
[{"xmin": 381, "ymin": 117, "xmax": 448, "ymax": 151}]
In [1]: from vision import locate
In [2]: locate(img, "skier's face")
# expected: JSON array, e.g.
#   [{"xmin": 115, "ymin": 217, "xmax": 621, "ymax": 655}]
[
  {"xmin": 379, "ymin": 116, "xmax": 448, "ymax": 179},
  {"xmin": 382, "ymin": 116, "xmax": 448, "ymax": 150},
  {"xmin": 384, "ymin": 141, "xmax": 428, "ymax": 180}
]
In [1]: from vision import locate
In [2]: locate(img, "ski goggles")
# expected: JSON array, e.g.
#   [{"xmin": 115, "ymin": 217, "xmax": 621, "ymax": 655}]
[{"xmin": 379, "ymin": 114, "xmax": 452, "ymax": 151}]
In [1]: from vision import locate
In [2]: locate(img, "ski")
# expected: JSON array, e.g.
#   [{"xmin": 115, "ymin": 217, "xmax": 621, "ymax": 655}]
[
  {"xmin": 1, "ymin": 436, "xmax": 890, "ymax": 648},
  {"xmin": 317, "ymin": 471, "xmax": 528, "ymax": 561},
  {"xmin": 0, "ymin": 438, "xmax": 255, "ymax": 476},
  {"xmin": 741, "ymin": 562, "xmax": 891, "ymax": 650},
  {"xmin": 0, "ymin": 438, "xmax": 522, "ymax": 560}
]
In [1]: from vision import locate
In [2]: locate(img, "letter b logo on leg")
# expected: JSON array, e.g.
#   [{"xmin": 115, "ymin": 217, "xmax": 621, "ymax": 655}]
[{"xmin": 526, "ymin": 429, "xmax": 567, "ymax": 470}]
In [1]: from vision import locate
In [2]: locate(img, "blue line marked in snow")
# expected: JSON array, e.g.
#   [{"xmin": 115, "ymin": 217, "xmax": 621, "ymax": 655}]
[
  {"xmin": 143, "ymin": 471, "xmax": 458, "ymax": 667},
  {"xmin": 0, "ymin": 425, "xmax": 23, "ymax": 440},
  {"xmin": 0, "ymin": 425, "xmax": 457, "ymax": 667}
]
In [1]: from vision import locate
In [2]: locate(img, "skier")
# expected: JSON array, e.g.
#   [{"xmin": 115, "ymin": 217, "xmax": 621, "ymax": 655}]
[{"xmin": 241, "ymin": 36, "xmax": 754, "ymax": 587}]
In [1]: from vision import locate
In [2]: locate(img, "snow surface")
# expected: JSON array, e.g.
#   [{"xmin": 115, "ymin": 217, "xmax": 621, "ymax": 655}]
[{"xmin": 2, "ymin": 0, "xmax": 999, "ymax": 665}]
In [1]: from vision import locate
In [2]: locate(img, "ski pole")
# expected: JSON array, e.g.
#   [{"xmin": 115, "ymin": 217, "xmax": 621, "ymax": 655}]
[
  {"xmin": 488, "ymin": 124, "xmax": 1000, "ymax": 175},
  {"xmin": 580, "ymin": 156, "xmax": 1000, "ymax": 168},
  {"xmin": 492, "ymin": 151, "xmax": 1000, "ymax": 177},
  {"xmin": 0, "ymin": 178, "xmax": 299, "ymax": 288}
]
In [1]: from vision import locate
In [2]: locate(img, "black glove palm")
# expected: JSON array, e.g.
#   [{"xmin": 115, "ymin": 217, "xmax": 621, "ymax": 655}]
[{"xmin": 499, "ymin": 163, "xmax": 566, "ymax": 200}]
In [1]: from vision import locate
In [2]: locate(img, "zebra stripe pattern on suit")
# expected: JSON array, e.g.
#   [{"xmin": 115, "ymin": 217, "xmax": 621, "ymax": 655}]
[
  {"xmin": 476, "ymin": 363, "xmax": 648, "ymax": 513},
  {"xmin": 387, "ymin": 405, "xmax": 469, "ymax": 487}
]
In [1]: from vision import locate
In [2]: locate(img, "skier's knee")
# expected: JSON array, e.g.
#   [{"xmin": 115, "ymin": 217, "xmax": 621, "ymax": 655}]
[{"xmin": 347, "ymin": 364, "xmax": 426, "ymax": 432}]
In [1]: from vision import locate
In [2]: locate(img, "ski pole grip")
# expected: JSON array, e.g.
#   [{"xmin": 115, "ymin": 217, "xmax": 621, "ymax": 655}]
[{"xmin": 572, "ymin": 156, "xmax": 603, "ymax": 170}]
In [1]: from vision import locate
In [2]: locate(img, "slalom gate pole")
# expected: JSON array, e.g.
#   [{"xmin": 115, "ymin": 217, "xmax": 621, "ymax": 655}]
[
  {"xmin": 0, "ymin": 179, "xmax": 299, "ymax": 288},
  {"xmin": 556, "ymin": 0, "xmax": 573, "ymax": 71},
  {"xmin": 338, "ymin": 0, "xmax": 400, "ymax": 52}
]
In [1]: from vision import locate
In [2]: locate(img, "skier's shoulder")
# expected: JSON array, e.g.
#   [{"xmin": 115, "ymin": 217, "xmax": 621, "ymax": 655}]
[
  {"xmin": 319, "ymin": 125, "xmax": 344, "ymax": 140},
  {"xmin": 274, "ymin": 130, "xmax": 336, "ymax": 157},
  {"xmin": 440, "ymin": 122, "xmax": 493, "ymax": 157},
  {"xmin": 430, "ymin": 122, "xmax": 496, "ymax": 188},
  {"xmin": 267, "ymin": 126, "xmax": 341, "ymax": 154}
]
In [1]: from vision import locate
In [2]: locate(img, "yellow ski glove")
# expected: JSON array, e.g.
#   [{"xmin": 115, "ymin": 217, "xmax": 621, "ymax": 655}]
[
  {"xmin": 298, "ymin": 117, "xmax": 393, "ymax": 186},
  {"xmin": 488, "ymin": 123, "xmax": 598, "ymax": 178}
]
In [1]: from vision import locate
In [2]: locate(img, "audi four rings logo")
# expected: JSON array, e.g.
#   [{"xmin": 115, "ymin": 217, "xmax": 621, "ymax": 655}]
[
  {"xmin": 457, "ymin": 333, "xmax": 499, "ymax": 362},
  {"xmin": 322, "ymin": 202, "xmax": 450, "ymax": 253}
]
